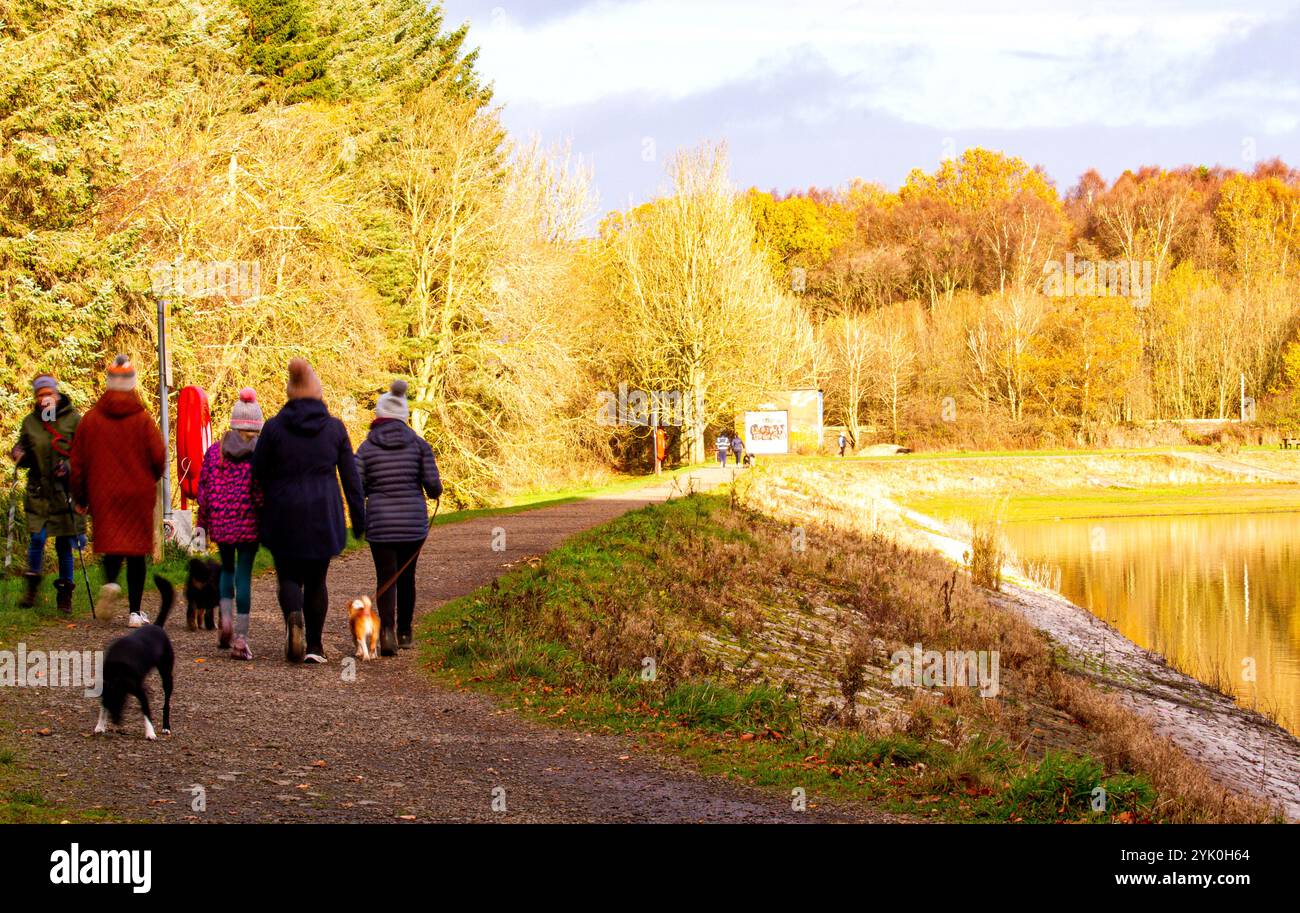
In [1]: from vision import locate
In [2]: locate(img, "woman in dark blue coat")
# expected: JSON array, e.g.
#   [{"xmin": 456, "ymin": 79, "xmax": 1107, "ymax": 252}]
[
  {"xmin": 355, "ymin": 380, "xmax": 441, "ymax": 656},
  {"xmin": 253, "ymin": 359, "xmax": 365, "ymax": 663}
]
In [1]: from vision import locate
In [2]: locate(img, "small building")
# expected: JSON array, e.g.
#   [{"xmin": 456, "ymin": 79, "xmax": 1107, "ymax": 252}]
[{"xmin": 737, "ymin": 389, "xmax": 824, "ymax": 455}]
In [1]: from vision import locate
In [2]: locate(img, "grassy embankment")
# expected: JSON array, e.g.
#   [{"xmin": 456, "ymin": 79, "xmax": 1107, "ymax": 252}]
[
  {"xmin": 418, "ymin": 465, "xmax": 1278, "ymax": 823},
  {"xmin": 759, "ymin": 456, "xmax": 1300, "ymax": 747}
]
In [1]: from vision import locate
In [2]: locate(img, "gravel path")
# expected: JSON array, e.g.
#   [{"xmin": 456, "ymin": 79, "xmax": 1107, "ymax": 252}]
[{"xmin": 1, "ymin": 468, "xmax": 892, "ymax": 823}]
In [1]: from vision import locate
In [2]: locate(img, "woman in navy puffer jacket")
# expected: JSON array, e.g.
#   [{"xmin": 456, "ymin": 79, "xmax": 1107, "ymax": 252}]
[
  {"xmin": 253, "ymin": 359, "xmax": 365, "ymax": 664},
  {"xmin": 355, "ymin": 379, "xmax": 442, "ymax": 656}
]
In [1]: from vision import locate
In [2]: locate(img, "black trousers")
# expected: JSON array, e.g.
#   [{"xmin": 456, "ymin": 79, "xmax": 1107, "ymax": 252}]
[
  {"xmin": 272, "ymin": 554, "xmax": 330, "ymax": 655},
  {"xmin": 368, "ymin": 540, "xmax": 423, "ymax": 635},
  {"xmin": 101, "ymin": 554, "xmax": 146, "ymax": 613}
]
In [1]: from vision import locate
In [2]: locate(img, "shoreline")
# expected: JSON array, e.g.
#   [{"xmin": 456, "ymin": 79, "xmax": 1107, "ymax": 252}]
[{"xmin": 894, "ymin": 501, "xmax": 1300, "ymax": 821}]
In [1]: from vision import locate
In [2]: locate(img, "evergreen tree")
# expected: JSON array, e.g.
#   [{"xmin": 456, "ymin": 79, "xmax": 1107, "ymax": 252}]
[{"xmin": 234, "ymin": 0, "xmax": 336, "ymax": 103}]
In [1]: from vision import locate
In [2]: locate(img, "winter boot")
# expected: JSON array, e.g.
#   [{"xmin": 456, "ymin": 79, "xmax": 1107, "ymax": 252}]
[
  {"xmin": 19, "ymin": 572, "xmax": 41, "ymax": 608},
  {"xmin": 230, "ymin": 612, "xmax": 252, "ymax": 661},
  {"xmin": 380, "ymin": 625, "xmax": 398, "ymax": 658},
  {"xmin": 217, "ymin": 598, "xmax": 234, "ymax": 649},
  {"xmin": 53, "ymin": 579, "xmax": 74, "ymax": 615}
]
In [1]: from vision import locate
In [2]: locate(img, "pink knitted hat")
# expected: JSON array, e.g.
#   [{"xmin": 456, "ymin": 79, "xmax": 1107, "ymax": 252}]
[{"xmin": 230, "ymin": 387, "xmax": 264, "ymax": 431}]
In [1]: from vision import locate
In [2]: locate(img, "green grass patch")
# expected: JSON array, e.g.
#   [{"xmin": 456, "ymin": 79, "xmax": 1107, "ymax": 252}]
[
  {"xmin": 909, "ymin": 483, "xmax": 1300, "ymax": 523},
  {"xmin": 992, "ymin": 753, "xmax": 1158, "ymax": 823}
]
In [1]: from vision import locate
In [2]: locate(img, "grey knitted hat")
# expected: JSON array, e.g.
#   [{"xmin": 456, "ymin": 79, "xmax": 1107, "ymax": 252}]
[
  {"xmin": 230, "ymin": 387, "xmax": 264, "ymax": 432},
  {"xmin": 375, "ymin": 379, "xmax": 410, "ymax": 422}
]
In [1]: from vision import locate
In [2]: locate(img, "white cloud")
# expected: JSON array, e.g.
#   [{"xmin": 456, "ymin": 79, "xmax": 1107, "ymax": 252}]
[{"xmin": 466, "ymin": 0, "xmax": 1287, "ymax": 129}]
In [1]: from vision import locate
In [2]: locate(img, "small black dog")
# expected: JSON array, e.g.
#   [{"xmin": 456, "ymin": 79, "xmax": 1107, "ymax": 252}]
[
  {"xmin": 185, "ymin": 557, "xmax": 222, "ymax": 631},
  {"xmin": 94, "ymin": 576, "xmax": 175, "ymax": 740}
]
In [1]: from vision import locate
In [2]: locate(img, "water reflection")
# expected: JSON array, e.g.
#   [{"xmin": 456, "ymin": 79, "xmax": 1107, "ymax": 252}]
[{"xmin": 1001, "ymin": 513, "xmax": 1300, "ymax": 735}]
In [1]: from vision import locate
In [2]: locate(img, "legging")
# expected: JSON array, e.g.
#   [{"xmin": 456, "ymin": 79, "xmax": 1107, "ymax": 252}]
[
  {"xmin": 273, "ymin": 554, "xmax": 330, "ymax": 655},
  {"xmin": 28, "ymin": 528, "xmax": 80, "ymax": 582},
  {"xmin": 218, "ymin": 542, "xmax": 258, "ymax": 616},
  {"xmin": 101, "ymin": 554, "xmax": 146, "ymax": 613},
  {"xmin": 368, "ymin": 540, "xmax": 423, "ymax": 635},
  {"xmin": 717, "ymin": 450, "xmax": 728, "ymax": 467}
]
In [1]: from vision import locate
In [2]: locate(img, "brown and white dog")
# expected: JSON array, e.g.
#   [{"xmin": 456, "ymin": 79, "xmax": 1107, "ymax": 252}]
[{"xmin": 349, "ymin": 595, "xmax": 379, "ymax": 661}]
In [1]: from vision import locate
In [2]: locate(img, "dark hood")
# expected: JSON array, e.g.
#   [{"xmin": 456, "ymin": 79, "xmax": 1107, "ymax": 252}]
[
  {"xmin": 367, "ymin": 418, "xmax": 413, "ymax": 450},
  {"xmin": 278, "ymin": 397, "xmax": 331, "ymax": 436},
  {"xmin": 96, "ymin": 389, "xmax": 145, "ymax": 419},
  {"xmin": 220, "ymin": 429, "xmax": 257, "ymax": 460},
  {"xmin": 31, "ymin": 393, "xmax": 75, "ymax": 419}
]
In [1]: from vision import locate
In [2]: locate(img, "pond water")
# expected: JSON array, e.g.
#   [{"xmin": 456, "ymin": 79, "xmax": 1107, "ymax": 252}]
[{"xmin": 999, "ymin": 512, "xmax": 1300, "ymax": 736}]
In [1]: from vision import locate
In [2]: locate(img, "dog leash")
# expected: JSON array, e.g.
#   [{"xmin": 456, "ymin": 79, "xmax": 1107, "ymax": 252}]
[{"xmin": 371, "ymin": 499, "xmax": 439, "ymax": 602}]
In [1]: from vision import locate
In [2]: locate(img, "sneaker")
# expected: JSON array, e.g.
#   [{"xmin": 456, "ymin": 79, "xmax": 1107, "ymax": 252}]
[
  {"xmin": 93, "ymin": 583, "xmax": 123, "ymax": 621},
  {"xmin": 303, "ymin": 652, "xmax": 328, "ymax": 664},
  {"xmin": 230, "ymin": 635, "xmax": 253, "ymax": 661},
  {"xmin": 284, "ymin": 611, "xmax": 306, "ymax": 663},
  {"xmin": 128, "ymin": 611, "xmax": 149, "ymax": 628}
]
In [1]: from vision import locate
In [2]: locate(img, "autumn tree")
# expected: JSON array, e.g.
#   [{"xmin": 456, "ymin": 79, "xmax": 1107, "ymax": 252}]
[{"xmin": 603, "ymin": 145, "xmax": 807, "ymax": 462}]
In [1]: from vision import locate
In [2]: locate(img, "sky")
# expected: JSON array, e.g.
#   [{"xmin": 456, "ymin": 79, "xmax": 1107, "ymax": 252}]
[{"xmin": 438, "ymin": 0, "xmax": 1300, "ymax": 216}]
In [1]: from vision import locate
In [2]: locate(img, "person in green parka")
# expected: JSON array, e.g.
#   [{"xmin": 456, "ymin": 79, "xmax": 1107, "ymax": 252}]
[{"xmin": 7, "ymin": 374, "xmax": 86, "ymax": 613}]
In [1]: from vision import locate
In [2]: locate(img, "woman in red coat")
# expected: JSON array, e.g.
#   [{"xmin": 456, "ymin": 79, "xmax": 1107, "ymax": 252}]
[{"xmin": 70, "ymin": 355, "xmax": 166, "ymax": 627}]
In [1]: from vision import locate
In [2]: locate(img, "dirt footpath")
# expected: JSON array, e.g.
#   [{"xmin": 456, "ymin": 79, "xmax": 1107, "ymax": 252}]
[{"xmin": 1, "ymin": 468, "xmax": 890, "ymax": 823}]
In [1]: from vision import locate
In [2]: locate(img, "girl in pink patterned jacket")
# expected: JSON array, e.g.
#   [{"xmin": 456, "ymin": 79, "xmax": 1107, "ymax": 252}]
[{"xmin": 197, "ymin": 388, "xmax": 265, "ymax": 660}]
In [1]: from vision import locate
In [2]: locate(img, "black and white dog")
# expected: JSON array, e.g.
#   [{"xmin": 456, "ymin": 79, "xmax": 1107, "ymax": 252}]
[{"xmin": 94, "ymin": 576, "xmax": 175, "ymax": 740}]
